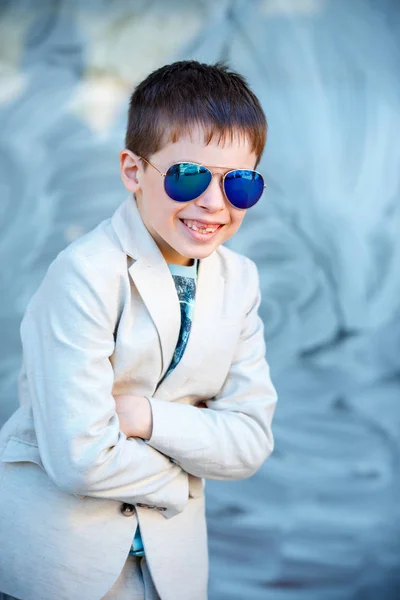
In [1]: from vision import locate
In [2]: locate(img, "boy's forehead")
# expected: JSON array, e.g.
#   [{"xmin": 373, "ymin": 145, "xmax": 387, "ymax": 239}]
[{"xmin": 156, "ymin": 123, "xmax": 257, "ymax": 166}]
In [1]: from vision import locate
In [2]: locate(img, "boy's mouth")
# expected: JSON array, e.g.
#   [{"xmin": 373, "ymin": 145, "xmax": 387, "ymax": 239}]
[{"xmin": 179, "ymin": 218, "xmax": 224, "ymax": 241}]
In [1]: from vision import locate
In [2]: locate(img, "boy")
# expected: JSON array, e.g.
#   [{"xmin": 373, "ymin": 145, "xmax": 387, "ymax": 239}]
[{"xmin": 0, "ymin": 60, "xmax": 277, "ymax": 600}]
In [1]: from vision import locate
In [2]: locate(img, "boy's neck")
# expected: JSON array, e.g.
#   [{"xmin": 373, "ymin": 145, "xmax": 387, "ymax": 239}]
[{"xmin": 167, "ymin": 258, "xmax": 196, "ymax": 267}]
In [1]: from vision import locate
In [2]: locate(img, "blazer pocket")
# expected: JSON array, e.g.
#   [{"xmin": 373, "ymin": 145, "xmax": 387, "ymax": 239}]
[{"xmin": 1, "ymin": 436, "xmax": 44, "ymax": 470}]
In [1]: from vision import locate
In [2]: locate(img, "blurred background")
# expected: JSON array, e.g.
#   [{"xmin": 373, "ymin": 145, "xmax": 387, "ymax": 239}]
[{"xmin": 1, "ymin": 0, "xmax": 400, "ymax": 598}]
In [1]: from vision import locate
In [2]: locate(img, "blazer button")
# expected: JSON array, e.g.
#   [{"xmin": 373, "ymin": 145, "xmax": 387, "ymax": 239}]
[{"xmin": 120, "ymin": 503, "xmax": 135, "ymax": 516}]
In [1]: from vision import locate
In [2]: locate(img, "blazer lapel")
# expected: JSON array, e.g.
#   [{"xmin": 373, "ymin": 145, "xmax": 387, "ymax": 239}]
[
  {"xmin": 156, "ymin": 251, "xmax": 224, "ymax": 398},
  {"xmin": 110, "ymin": 196, "xmax": 225, "ymax": 398}
]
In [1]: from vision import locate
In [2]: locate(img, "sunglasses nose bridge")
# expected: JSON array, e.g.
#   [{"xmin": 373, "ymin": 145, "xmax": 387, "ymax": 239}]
[{"xmin": 204, "ymin": 171, "xmax": 227, "ymax": 201}]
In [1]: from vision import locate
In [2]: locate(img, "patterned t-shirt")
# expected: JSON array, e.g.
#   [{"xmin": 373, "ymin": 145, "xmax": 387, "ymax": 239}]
[{"xmin": 129, "ymin": 257, "xmax": 199, "ymax": 557}]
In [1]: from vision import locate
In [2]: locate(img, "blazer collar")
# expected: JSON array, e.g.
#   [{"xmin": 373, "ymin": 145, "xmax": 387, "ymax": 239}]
[{"xmin": 111, "ymin": 196, "xmax": 225, "ymax": 397}]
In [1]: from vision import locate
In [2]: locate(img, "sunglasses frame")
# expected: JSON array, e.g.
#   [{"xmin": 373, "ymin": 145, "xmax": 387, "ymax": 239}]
[{"xmin": 138, "ymin": 155, "xmax": 266, "ymax": 210}]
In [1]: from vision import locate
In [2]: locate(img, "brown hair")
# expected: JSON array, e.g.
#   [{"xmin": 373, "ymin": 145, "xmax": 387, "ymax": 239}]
[{"xmin": 125, "ymin": 60, "xmax": 267, "ymax": 168}]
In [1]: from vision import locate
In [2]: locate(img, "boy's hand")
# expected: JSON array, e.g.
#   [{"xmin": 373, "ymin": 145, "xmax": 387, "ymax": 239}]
[
  {"xmin": 113, "ymin": 394, "xmax": 153, "ymax": 440},
  {"xmin": 114, "ymin": 395, "xmax": 207, "ymax": 439}
]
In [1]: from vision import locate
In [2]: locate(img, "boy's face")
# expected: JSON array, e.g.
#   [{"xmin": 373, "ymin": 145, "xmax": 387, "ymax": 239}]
[{"xmin": 120, "ymin": 126, "xmax": 258, "ymax": 266}]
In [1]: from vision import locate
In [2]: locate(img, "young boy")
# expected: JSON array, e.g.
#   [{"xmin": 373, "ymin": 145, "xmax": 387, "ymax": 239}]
[{"xmin": 0, "ymin": 61, "xmax": 277, "ymax": 600}]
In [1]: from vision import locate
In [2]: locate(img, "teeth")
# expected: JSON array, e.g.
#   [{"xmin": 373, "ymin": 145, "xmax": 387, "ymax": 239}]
[{"xmin": 183, "ymin": 219, "xmax": 219, "ymax": 233}]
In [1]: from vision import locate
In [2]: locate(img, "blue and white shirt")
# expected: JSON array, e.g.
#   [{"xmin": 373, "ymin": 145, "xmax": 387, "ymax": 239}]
[{"xmin": 129, "ymin": 258, "xmax": 199, "ymax": 557}]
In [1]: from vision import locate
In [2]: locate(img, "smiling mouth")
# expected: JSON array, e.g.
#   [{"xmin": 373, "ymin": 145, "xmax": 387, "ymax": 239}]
[
  {"xmin": 179, "ymin": 218, "xmax": 223, "ymax": 230},
  {"xmin": 179, "ymin": 218, "xmax": 224, "ymax": 240}
]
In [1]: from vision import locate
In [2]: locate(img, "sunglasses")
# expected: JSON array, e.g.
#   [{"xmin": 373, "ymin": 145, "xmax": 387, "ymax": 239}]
[{"xmin": 138, "ymin": 156, "xmax": 266, "ymax": 210}]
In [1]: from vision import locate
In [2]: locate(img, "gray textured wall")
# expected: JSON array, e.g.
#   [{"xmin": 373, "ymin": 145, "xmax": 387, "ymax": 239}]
[{"xmin": 1, "ymin": 0, "xmax": 400, "ymax": 598}]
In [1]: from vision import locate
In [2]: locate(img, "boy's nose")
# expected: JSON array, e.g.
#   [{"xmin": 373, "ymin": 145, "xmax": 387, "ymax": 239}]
[{"xmin": 196, "ymin": 174, "xmax": 226, "ymax": 211}]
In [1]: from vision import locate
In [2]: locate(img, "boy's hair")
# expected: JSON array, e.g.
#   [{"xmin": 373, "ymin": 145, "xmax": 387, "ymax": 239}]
[{"xmin": 125, "ymin": 60, "xmax": 267, "ymax": 168}]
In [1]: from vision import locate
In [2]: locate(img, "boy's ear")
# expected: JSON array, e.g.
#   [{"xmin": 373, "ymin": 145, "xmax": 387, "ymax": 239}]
[{"xmin": 120, "ymin": 149, "xmax": 142, "ymax": 193}]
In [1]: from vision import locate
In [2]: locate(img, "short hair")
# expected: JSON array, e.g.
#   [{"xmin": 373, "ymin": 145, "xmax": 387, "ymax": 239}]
[{"xmin": 124, "ymin": 60, "xmax": 267, "ymax": 168}]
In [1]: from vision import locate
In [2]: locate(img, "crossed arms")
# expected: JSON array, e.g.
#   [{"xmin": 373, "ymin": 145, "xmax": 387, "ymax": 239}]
[{"xmin": 20, "ymin": 247, "xmax": 277, "ymax": 513}]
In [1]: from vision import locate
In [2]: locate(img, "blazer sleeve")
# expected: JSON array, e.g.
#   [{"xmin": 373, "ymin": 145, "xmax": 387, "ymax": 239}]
[
  {"xmin": 20, "ymin": 247, "xmax": 188, "ymax": 516},
  {"xmin": 144, "ymin": 258, "xmax": 278, "ymax": 480}
]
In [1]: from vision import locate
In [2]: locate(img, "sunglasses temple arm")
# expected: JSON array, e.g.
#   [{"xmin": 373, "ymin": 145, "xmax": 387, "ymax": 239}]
[{"xmin": 139, "ymin": 156, "xmax": 166, "ymax": 177}]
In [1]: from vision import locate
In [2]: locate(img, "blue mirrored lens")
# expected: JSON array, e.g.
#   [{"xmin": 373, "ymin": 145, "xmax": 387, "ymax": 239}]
[
  {"xmin": 164, "ymin": 163, "xmax": 212, "ymax": 202},
  {"xmin": 224, "ymin": 170, "xmax": 264, "ymax": 209}
]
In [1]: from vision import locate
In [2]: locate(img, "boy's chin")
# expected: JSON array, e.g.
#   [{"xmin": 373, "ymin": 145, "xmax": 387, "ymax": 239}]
[{"xmin": 170, "ymin": 242, "xmax": 215, "ymax": 264}]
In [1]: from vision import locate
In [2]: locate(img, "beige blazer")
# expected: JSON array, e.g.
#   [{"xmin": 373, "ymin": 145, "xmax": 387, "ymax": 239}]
[{"xmin": 0, "ymin": 196, "xmax": 277, "ymax": 600}]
